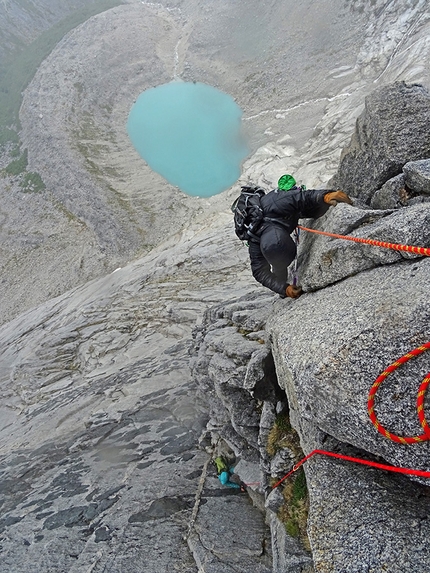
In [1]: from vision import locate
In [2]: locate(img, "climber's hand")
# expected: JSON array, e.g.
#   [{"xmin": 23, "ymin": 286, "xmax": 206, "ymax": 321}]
[
  {"xmin": 324, "ymin": 190, "xmax": 353, "ymax": 206},
  {"xmin": 286, "ymin": 285, "xmax": 303, "ymax": 299}
]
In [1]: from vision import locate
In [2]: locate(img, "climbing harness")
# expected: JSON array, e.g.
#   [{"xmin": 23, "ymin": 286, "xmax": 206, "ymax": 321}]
[
  {"xmin": 368, "ymin": 343, "xmax": 430, "ymax": 444},
  {"xmin": 298, "ymin": 225, "xmax": 430, "ymax": 256},
  {"xmin": 272, "ymin": 448, "xmax": 430, "ymax": 489}
]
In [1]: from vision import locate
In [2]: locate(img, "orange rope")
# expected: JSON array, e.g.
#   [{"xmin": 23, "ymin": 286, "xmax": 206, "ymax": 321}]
[
  {"xmin": 298, "ymin": 225, "xmax": 430, "ymax": 256},
  {"xmin": 368, "ymin": 343, "xmax": 430, "ymax": 443},
  {"xmin": 272, "ymin": 344, "xmax": 430, "ymax": 488},
  {"xmin": 275, "ymin": 225, "xmax": 430, "ymax": 481}
]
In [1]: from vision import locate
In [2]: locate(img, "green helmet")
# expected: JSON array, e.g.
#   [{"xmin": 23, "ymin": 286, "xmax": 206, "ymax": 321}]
[{"xmin": 278, "ymin": 174, "xmax": 296, "ymax": 191}]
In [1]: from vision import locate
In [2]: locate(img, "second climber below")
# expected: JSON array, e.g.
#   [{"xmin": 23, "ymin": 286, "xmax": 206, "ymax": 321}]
[{"xmin": 247, "ymin": 174, "xmax": 353, "ymax": 299}]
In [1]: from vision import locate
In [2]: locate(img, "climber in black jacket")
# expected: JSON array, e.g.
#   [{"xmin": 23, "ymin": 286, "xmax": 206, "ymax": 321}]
[{"xmin": 248, "ymin": 174, "xmax": 353, "ymax": 298}]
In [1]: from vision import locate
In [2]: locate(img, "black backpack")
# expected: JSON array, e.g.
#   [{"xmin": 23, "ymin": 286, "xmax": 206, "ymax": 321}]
[{"xmin": 231, "ymin": 186, "xmax": 266, "ymax": 242}]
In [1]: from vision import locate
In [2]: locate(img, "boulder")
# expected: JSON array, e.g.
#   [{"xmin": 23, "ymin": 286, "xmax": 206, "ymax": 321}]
[
  {"xmin": 370, "ymin": 173, "xmax": 408, "ymax": 209},
  {"xmin": 329, "ymin": 82, "xmax": 430, "ymax": 204},
  {"xmin": 266, "ymin": 255, "xmax": 430, "ymax": 570},
  {"xmin": 268, "ymin": 258, "xmax": 430, "ymax": 479},
  {"xmin": 403, "ymin": 158, "xmax": 430, "ymax": 195},
  {"xmin": 297, "ymin": 202, "xmax": 430, "ymax": 291}
]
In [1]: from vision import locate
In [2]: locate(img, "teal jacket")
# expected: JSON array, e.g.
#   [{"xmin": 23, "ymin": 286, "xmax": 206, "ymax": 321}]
[
  {"xmin": 218, "ymin": 469, "xmax": 240, "ymax": 489},
  {"xmin": 214, "ymin": 456, "xmax": 240, "ymax": 488}
]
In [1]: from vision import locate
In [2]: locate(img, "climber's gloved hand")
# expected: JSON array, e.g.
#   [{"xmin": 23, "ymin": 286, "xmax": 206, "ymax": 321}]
[
  {"xmin": 286, "ymin": 285, "xmax": 303, "ymax": 299},
  {"xmin": 323, "ymin": 190, "xmax": 353, "ymax": 206}
]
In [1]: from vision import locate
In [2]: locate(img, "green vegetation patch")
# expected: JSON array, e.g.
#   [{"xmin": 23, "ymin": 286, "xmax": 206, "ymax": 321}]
[
  {"xmin": 4, "ymin": 149, "xmax": 28, "ymax": 175},
  {"xmin": 2, "ymin": 148, "xmax": 45, "ymax": 192},
  {"xmin": 266, "ymin": 411, "xmax": 310, "ymax": 548},
  {"xmin": 20, "ymin": 172, "xmax": 46, "ymax": 193},
  {"xmin": 278, "ymin": 468, "xmax": 309, "ymax": 546},
  {"xmin": 0, "ymin": 0, "xmax": 122, "ymax": 144},
  {"xmin": 266, "ymin": 412, "xmax": 301, "ymax": 457}
]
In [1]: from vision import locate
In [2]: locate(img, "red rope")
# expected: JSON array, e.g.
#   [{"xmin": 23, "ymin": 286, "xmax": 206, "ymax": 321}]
[
  {"xmin": 272, "ymin": 449, "xmax": 430, "ymax": 489},
  {"xmin": 298, "ymin": 225, "xmax": 430, "ymax": 256},
  {"xmin": 273, "ymin": 344, "xmax": 430, "ymax": 488},
  {"xmin": 368, "ymin": 343, "xmax": 430, "ymax": 443}
]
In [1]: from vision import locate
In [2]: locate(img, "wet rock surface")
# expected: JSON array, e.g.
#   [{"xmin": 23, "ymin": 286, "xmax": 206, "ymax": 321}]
[{"xmin": 0, "ymin": 218, "xmax": 273, "ymax": 573}]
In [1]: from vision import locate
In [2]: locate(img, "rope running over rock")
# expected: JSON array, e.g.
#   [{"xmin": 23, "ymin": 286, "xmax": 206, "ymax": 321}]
[
  {"xmin": 272, "ymin": 448, "xmax": 430, "ymax": 490},
  {"xmin": 298, "ymin": 225, "xmax": 430, "ymax": 256},
  {"xmin": 272, "ymin": 344, "xmax": 430, "ymax": 488},
  {"xmin": 272, "ymin": 227, "xmax": 430, "ymax": 486}
]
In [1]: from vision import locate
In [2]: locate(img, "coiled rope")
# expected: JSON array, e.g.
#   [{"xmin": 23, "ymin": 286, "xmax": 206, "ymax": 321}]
[
  {"xmin": 272, "ymin": 344, "xmax": 430, "ymax": 488},
  {"xmin": 272, "ymin": 227, "xmax": 430, "ymax": 486},
  {"xmin": 298, "ymin": 225, "xmax": 430, "ymax": 256},
  {"xmin": 368, "ymin": 343, "xmax": 430, "ymax": 443},
  {"xmin": 297, "ymin": 225, "xmax": 429, "ymax": 440}
]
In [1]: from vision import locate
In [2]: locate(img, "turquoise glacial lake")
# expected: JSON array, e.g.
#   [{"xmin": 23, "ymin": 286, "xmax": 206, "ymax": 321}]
[{"xmin": 127, "ymin": 81, "xmax": 249, "ymax": 197}]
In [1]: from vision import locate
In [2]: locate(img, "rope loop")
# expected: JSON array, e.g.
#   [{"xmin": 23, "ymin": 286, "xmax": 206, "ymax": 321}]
[
  {"xmin": 367, "ymin": 343, "xmax": 430, "ymax": 444},
  {"xmin": 272, "ymin": 344, "xmax": 430, "ymax": 489}
]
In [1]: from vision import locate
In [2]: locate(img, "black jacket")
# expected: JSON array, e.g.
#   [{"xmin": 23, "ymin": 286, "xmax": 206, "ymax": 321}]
[
  {"xmin": 259, "ymin": 186, "xmax": 329, "ymax": 231},
  {"xmin": 248, "ymin": 186, "xmax": 331, "ymax": 294}
]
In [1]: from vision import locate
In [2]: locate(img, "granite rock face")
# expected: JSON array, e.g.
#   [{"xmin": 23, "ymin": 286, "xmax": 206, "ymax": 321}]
[
  {"xmin": 191, "ymin": 293, "xmax": 278, "ymax": 462},
  {"xmin": 192, "ymin": 261, "xmax": 430, "ymax": 573},
  {"xmin": 297, "ymin": 201, "xmax": 430, "ymax": 291},
  {"xmin": 403, "ymin": 159, "xmax": 430, "ymax": 195},
  {"xmin": 0, "ymin": 216, "xmax": 275, "ymax": 573},
  {"xmin": 190, "ymin": 294, "xmax": 315, "ymax": 573},
  {"xmin": 268, "ymin": 258, "xmax": 430, "ymax": 477},
  {"xmin": 329, "ymin": 82, "xmax": 430, "ymax": 203},
  {"xmin": 370, "ymin": 173, "xmax": 408, "ymax": 210},
  {"xmin": 191, "ymin": 82, "xmax": 430, "ymax": 573}
]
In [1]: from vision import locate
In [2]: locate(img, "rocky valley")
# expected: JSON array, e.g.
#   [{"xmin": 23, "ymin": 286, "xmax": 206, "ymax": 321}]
[{"xmin": 0, "ymin": 1, "xmax": 430, "ymax": 572}]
